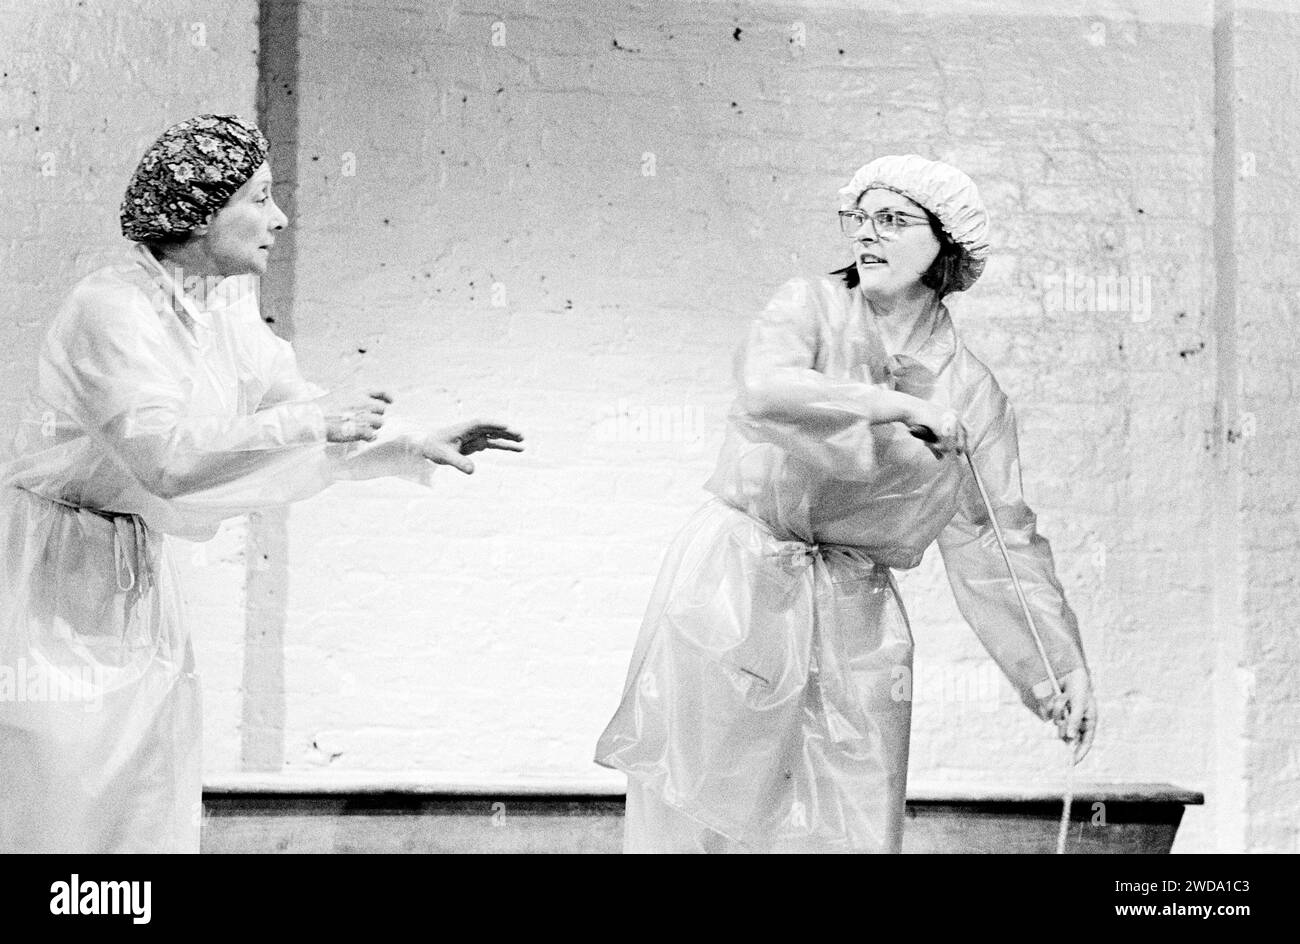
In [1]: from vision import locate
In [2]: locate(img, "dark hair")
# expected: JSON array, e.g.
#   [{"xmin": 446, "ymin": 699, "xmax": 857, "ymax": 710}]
[{"xmin": 831, "ymin": 207, "xmax": 965, "ymax": 298}]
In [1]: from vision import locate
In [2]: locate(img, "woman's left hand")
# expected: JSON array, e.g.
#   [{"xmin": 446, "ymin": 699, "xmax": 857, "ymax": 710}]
[
  {"xmin": 420, "ymin": 420, "xmax": 525, "ymax": 474},
  {"xmin": 1034, "ymin": 667, "xmax": 1097, "ymax": 764}
]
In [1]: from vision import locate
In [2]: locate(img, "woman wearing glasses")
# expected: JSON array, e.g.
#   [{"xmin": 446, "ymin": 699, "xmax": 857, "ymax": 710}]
[{"xmin": 596, "ymin": 154, "xmax": 1096, "ymax": 853}]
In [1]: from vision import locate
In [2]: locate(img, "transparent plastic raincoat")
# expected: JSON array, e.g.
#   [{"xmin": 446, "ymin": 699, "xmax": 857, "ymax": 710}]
[
  {"xmin": 0, "ymin": 245, "xmax": 430, "ymax": 853},
  {"xmin": 596, "ymin": 275, "xmax": 1087, "ymax": 853}
]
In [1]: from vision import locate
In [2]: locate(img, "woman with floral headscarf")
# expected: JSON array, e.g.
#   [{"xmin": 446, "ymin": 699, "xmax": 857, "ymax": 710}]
[
  {"xmin": 596, "ymin": 155, "xmax": 1096, "ymax": 853},
  {"xmin": 0, "ymin": 115, "xmax": 523, "ymax": 853}
]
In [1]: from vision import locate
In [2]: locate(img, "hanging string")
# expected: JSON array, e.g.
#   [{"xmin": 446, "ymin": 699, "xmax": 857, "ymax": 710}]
[
  {"xmin": 1057, "ymin": 754, "xmax": 1075, "ymax": 855},
  {"xmin": 905, "ymin": 425, "xmax": 1086, "ymax": 854},
  {"xmin": 960, "ymin": 448, "xmax": 1076, "ymax": 855}
]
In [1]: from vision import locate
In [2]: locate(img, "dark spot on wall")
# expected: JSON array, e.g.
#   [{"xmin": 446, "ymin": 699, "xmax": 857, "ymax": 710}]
[
  {"xmin": 383, "ymin": 218, "xmax": 390, "ymax": 225},
  {"xmin": 34, "ymin": 126, "xmax": 39, "ymax": 131},
  {"xmin": 1178, "ymin": 341, "xmax": 1205, "ymax": 359},
  {"xmin": 612, "ymin": 37, "xmax": 641, "ymax": 53},
  {"xmin": 265, "ymin": 317, "xmax": 276, "ymax": 324},
  {"xmin": 496, "ymin": 87, "xmax": 504, "ymax": 94},
  {"xmin": 1118, "ymin": 341, "xmax": 1124, "ymax": 352},
  {"xmin": 564, "ymin": 299, "xmax": 573, "ymax": 309},
  {"xmin": 838, "ymin": 49, "xmax": 845, "ymax": 55},
  {"xmin": 357, "ymin": 348, "xmax": 367, "ymax": 354},
  {"xmin": 311, "ymin": 739, "xmax": 343, "ymax": 762},
  {"xmin": 1137, "ymin": 207, "xmax": 1145, "ymax": 214},
  {"xmin": 733, "ymin": 27, "xmax": 743, "ymax": 41},
  {"xmin": 311, "ymin": 155, "xmax": 319, "ymax": 161},
  {"xmin": 1175, "ymin": 311, "xmax": 1187, "ymax": 320},
  {"xmin": 461, "ymin": 95, "xmax": 468, "ymax": 103}
]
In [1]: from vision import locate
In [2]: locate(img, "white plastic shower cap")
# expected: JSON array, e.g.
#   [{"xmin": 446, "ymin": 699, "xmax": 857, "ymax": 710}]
[{"xmin": 838, "ymin": 154, "xmax": 991, "ymax": 292}]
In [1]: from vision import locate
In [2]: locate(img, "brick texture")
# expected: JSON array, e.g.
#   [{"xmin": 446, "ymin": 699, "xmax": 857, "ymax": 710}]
[{"xmin": 3, "ymin": 0, "xmax": 1295, "ymax": 853}]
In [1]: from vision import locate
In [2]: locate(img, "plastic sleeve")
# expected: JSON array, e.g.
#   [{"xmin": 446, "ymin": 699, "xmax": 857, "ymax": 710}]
[{"xmin": 936, "ymin": 378, "xmax": 1087, "ymax": 710}]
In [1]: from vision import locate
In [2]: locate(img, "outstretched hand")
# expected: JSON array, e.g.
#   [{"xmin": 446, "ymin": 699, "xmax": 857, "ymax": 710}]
[{"xmin": 420, "ymin": 420, "xmax": 524, "ymax": 474}]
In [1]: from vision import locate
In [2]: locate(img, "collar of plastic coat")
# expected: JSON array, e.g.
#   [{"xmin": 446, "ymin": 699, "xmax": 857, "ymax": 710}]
[
  {"xmin": 887, "ymin": 314, "xmax": 955, "ymax": 401},
  {"xmin": 838, "ymin": 154, "xmax": 991, "ymax": 293},
  {"xmin": 132, "ymin": 243, "xmax": 258, "ymax": 336}
]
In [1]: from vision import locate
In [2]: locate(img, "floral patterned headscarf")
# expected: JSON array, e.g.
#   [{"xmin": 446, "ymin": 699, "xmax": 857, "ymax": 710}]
[{"xmin": 120, "ymin": 114, "xmax": 269, "ymax": 243}]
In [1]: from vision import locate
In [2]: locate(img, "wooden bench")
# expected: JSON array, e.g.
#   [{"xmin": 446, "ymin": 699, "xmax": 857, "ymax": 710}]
[{"xmin": 201, "ymin": 776, "xmax": 1202, "ymax": 853}]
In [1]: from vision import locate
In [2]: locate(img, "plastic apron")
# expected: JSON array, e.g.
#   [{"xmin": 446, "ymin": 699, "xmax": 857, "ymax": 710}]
[
  {"xmin": 596, "ymin": 276, "xmax": 1088, "ymax": 853},
  {"xmin": 0, "ymin": 245, "xmax": 430, "ymax": 853}
]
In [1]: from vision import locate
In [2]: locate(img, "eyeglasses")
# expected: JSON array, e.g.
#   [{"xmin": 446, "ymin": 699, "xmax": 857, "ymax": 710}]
[{"xmin": 838, "ymin": 209, "xmax": 932, "ymax": 240}]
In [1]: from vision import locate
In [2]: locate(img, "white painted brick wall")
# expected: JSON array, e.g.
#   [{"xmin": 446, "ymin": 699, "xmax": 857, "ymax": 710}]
[
  {"xmin": 1229, "ymin": 1, "xmax": 1300, "ymax": 855},
  {"xmin": 4, "ymin": 0, "xmax": 1296, "ymax": 853}
]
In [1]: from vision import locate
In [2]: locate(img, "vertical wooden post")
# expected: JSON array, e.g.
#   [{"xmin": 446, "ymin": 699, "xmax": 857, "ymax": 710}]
[{"xmin": 240, "ymin": 0, "xmax": 301, "ymax": 772}]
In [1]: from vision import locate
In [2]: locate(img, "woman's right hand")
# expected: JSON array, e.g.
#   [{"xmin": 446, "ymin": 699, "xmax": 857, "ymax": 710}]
[
  {"xmin": 1033, "ymin": 668, "xmax": 1098, "ymax": 765},
  {"xmin": 319, "ymin": 389, "xmax": 393, "ymax": 443},
  {"xmin": 902, "ymin": 397, "xmax": 967, "ymax": 458}
]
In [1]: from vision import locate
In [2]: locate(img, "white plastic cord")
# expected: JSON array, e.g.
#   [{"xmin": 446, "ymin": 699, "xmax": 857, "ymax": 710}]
[
  {"xmin": 1056, "ymin": 758, "xmax": 1075, "ymax": 855},
  {"xmin": 963, "ymin": 452, "xmax": 1063, "ymax": 698},
  {"xmin": 961, "ymin": 450, "xmax": 1074, "ymax": 855}
]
